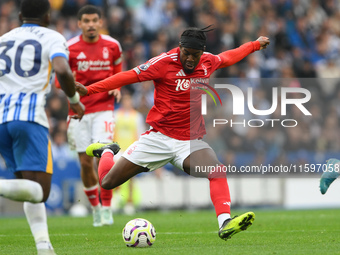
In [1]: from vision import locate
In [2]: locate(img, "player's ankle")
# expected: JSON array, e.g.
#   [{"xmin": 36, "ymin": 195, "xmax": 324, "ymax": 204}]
[{"xmin": 102, "ymin": 148, "xmax": 114, "ymax": 156}]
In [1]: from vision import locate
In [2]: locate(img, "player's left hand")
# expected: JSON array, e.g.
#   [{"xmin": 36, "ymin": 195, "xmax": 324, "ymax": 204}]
[
  {"xmin": 256, "ymin": 36, "xmax": 270, "ymax": 50},
  {"xmin": 108, "ymin": 89, "xmax": 121, "ymax": 103}
]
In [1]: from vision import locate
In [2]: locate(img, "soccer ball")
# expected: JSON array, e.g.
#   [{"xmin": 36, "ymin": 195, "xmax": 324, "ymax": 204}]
[{"xmin": 122, "ymin": 218, "xmax": 156, "ymax": 247}]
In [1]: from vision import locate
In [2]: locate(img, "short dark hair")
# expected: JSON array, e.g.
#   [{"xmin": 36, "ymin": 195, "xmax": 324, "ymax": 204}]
[
  {"xmin": 20, "ymin": 0, "xmax": 50, "ymax": 19},
  {"xmin": 77, "ymin": 5, "xmax": 102, "ymax": 20}
]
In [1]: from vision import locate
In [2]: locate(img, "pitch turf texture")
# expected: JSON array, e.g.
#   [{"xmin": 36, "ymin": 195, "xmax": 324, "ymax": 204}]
[{"xmin": 1, "ymin": 209, "xmax": 340, "ymax": 255}]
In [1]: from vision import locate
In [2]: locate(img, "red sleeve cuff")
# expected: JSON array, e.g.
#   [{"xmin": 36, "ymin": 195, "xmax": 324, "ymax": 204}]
[{"xmin": 252, "ymin": 41, "xmax": 261, "ymax": 51}]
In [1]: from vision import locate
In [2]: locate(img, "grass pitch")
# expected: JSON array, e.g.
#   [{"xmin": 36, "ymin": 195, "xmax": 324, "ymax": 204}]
[{"xmin": 1, "ymin": 209, "xmax": 340, "ymax": 255}]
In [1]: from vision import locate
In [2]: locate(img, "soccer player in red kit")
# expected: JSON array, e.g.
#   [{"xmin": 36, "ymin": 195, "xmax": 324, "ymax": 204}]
[
  {"xmin": 55, "ymin": 5, "xmax": 122, "ymax": 227},
  {"xmin": 77, "ymin": 27, "xmax": 270, "ymax": 240}
]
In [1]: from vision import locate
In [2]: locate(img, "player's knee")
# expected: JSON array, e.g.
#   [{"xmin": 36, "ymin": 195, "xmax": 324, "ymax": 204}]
[
  {"xmin": 41, "ymin": 194, "xmax": 49, "ymax": 202},
  {"xmin": 101, "ymin": 178, "xmax": 113, "ymax": 190},
  {"xmin": 41, "ymin": 186, "xmax": 51, "ymax": 202},
  {"xmin": 35, "ymin": 180, "xmax": 51, "ymax": 203}
]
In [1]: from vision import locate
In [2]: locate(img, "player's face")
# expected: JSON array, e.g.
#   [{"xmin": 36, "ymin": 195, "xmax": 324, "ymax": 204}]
[
  {"xmin": 78, "ymin": 14, "xmax": 102, "ymax": 42},
  {"xmin": 179, "ymin": 46, "xmax": 203, "ymax": 74}
]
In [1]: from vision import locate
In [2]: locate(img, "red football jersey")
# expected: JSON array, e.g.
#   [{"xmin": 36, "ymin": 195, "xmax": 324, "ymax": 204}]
[
  {"xmin": 133, "ymin": 47, "xmax": 221, "ymax": 140},
  {"xmin": 65, "ymin": 34, "xmax": 122, "ymax": 115},
  {"xmin": 86, "ymin": 41, "xmax": 260, "ymax": 140}
]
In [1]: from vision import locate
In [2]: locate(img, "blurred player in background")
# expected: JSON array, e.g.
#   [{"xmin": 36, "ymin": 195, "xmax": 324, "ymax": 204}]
[
  {"xmin": 113, "ymin": 92, "xmax": 145, "ymax": 215},
  {"xmin": 78, "ymin": 26, "xmax": 270, "ymax": 241},
  {"xmin": 0, "ymin": 0, "xmax": 85, "ymax": 254},
  {"xmin": 55, "ymin": 5, "xmax": 122, "ymax": 227}
]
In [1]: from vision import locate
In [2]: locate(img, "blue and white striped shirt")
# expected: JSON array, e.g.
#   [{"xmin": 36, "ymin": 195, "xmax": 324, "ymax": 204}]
[{"xmin": 0, "ymin": 24, "xmax": 69, "ymax": 128}]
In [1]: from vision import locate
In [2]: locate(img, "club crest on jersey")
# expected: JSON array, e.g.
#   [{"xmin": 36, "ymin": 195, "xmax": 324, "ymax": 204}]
[
  {"xmin": 103, "ymin": 47, "xmax": 109, "ymax": 59},
  {"xmin": 138, "ymin": 63, "xmax": 151, "ymax": 71}
]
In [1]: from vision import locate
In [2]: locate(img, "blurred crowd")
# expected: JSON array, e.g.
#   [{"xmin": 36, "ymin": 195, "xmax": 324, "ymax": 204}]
[{"xmin": 1, "ymin": 0, "xmax": 340, "ymax": 167}]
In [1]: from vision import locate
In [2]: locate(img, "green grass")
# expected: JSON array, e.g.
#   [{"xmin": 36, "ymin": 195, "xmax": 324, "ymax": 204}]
[{"xmin": 1, "ymin": 209, "xmax": 340, "ymax": 255}]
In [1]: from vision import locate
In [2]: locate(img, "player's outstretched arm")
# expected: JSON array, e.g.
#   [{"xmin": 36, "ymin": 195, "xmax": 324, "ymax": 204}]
[
  {"xmin": 76, "ymin": 70, "xmax": 139, "ymax": 96},
  {"xmin": 217, "ymin": 36, "xmax": 270, "ymax": 69},
  {"xmin": 52, "ymin": 56, "xmax": 85, "ymax": 120}
]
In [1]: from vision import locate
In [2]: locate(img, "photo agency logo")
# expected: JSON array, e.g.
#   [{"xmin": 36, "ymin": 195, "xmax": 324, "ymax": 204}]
[{"xmin": 199, "ymin": 82, "xmax": 312, "ymax": 128}]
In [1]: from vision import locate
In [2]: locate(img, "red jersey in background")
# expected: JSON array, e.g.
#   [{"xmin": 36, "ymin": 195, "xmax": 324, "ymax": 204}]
[{"xmin": 56, "ymin": 34, "xmax": 122, "ymax": 115}]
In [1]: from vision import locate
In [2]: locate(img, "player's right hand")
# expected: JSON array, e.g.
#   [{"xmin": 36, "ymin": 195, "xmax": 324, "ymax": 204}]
[
  {"xmin": 70, "ymin": 101, "xmax": 85, "ymax": 120},
  {"xmin": 75, "ymin": 82, "xmax": 88, "ymax": 96}
]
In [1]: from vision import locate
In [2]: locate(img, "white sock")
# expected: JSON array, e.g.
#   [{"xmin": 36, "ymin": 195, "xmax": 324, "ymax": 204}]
[
  {"xmin": 102, "ymin": 149, "xmax": 114, "ymax": 156},
  {"xmin": 218, "ymin": 213, "xmax": 231, "ymax": 228},
  {"xmin": 0, "ymin": 179, "xmax": 43, "ymax": 203},
  {"xmin": 84, "ymin": 184, "xmax": 98, "ymax": 192},
  {"xmin": 23, "ymin": 202, "xmax": 53, "ymax": 250},
  {"xmin": 92, "ymin": 204, "xmax": 101, "ymax": 211}
]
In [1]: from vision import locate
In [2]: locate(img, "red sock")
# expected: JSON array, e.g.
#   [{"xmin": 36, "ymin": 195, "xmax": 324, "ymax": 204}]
[
  {"xmin": 84, "ymin": 186, "xmax": 100, "ymax": 207},
  {"xmin": 100, "ymin": 187, "xmax": 113, "ymax": 207},
  {"xmin": 208, "ymin": 165, "xmax": 231, "ymax": 216},
  {"xmin": 98, "ymin": 152, "xmax": 114, "ymax": 186},
  {"xmin": 100, "ymin": 156, "xmax": 115, "ymax": 206}
]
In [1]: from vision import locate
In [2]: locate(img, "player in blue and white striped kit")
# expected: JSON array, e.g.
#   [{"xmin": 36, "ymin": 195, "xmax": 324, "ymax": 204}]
[{"xmin": 0, "ymin": 0, "xmax": 84, "ymax": 254}]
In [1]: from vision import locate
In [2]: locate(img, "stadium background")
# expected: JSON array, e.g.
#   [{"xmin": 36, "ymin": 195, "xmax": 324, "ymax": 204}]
[{"xmin": 1, "ymin": 0, "xmax": 340, "ymax": 214}]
